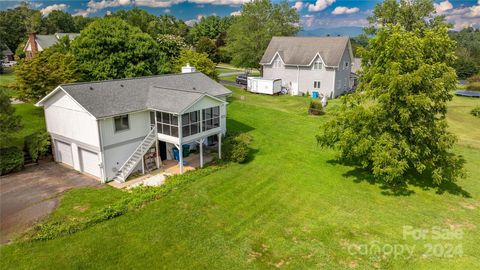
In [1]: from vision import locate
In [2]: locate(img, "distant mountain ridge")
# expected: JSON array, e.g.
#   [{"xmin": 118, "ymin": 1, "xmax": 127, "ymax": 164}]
[{"xmin": 298, "ymin": 27, "xmax": 364, "ymax": 37}]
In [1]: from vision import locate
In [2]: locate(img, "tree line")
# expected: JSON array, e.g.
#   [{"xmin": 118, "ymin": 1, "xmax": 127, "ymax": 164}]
[{"xmin": 0, "ymin": 0, "xmax": 300, "ymax": 101}]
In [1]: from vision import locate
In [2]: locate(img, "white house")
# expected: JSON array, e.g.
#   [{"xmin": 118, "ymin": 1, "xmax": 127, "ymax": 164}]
[
  {"xmin": 260, "ymin": 36, "xmax": 354, "ymax": 98},
  {"xmin": 36, "ymin": 71, "xmax": 231, "ymax": 183}
]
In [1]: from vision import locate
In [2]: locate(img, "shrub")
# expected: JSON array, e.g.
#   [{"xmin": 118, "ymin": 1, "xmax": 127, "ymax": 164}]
[
  {"xmin": 468, "ymin": 74, "xmax": 480, "ymax": 83},
  {"xmin": 309, "ymin": 100, "xmax": 324, "ymax": 115},
  {"xmin": 471, "ymin": 107, "xmax": 480, "ymax": 118},
  {"xmin": 24, "ymin": 132, "xmax": 51, "ymax": 162},
  {"xmin": 0, "ymin": 147, "xmax": 24, "ymax": 175},
  {"xmin": 222, "ymin": 132, "xmax": 253, "ymax": 163},
  {"xmin": 466, "ymin": 82, "xmax": 480, "ymax": 91}
]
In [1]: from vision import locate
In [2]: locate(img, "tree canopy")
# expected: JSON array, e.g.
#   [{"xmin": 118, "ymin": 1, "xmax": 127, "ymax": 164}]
[
  {"xmin": 227, "ymin": 0, "xmax": 299, "ymax": 69},
  {"xmin": 174, "ymin": 49, "xmax": 218, "ymax": 80},
  {"xmin": 41, "ymin": 10, "xmax": 77, "ymax": 34},
  {"xmin": 14, "ymin": 37, "xmax": 80, "ymax": 101},
  {"xmin": 71, "ymin": 17, "xmax": 169, "ymax": 80},
  {"xmin": 0, "ymin": 92, "xmax": 22, "ymax": 139},
  {"xmin": 318, "ymin": 3, "xmax": 464, "ymax": 184}
]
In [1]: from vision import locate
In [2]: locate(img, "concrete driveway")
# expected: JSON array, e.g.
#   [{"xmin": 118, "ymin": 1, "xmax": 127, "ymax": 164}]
[{"xmin": 0, "ymin": 161, "xmax": 100, "ymax": 244}]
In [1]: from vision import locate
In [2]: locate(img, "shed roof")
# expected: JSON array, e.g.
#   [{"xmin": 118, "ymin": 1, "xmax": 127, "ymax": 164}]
[
  {"xmin": 260, "ymin": 36, "xmax": 350, "ymax": 67},
  {"xmin": 38, "ymin": 72, "xmax": 231, "ymax": 118}
]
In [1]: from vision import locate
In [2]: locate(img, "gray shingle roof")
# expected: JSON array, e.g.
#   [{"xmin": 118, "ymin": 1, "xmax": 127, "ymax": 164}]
[
  {"xmin": 58, "ymin": 72, "xmax": 231, "ymax": 118},
  {"xmin": 36, "ymin": 33, "xmax": 79, "ymax": 50},
  {"xmin": 1, "ymin": 44, "xmax": 13, "ymax": 56},
  {"xmin": 260, "ymin": 36, "xmax": 350, "ymax": 67}
]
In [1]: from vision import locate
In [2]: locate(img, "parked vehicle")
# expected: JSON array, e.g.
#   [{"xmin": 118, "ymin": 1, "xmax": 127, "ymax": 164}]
[
  {"xmin": 236, "ymin": 75, "xmax": 248, "ymax": 85},
  {"xmin": 1, "ymin": 61, "xmax": 16, "ymax": 68}
]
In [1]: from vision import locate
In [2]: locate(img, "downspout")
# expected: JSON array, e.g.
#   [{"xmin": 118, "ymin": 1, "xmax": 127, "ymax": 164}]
[
  {"xmin": 97, "ymin": 120, "xmax": 107, "ymax": 183},
  {"xmin": 296, "ymin": 65, "xmax": 300, "ymax": 96}
]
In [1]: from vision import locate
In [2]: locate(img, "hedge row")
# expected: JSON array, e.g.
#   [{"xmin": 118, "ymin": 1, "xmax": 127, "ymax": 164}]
[{"xmin": 0, "ymin": 131, "xmax": 51, "ymax": 175}]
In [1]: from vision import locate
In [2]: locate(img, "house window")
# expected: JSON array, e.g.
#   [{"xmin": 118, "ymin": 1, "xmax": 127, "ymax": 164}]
[
  {"xmin": 313, "ymin": 81, "xmax": 321, "ymax": 89},
  {"xmin": 273, "ymin": 59, "xmax": 282, "ymax": 68},
  {"xmin": 202, "ymin": 106, "xmax": 220, "ymax": 132},
  {"xmin": 344, "ymin": 61, "xmax": 349, "ymax": 70},
  {"xmin": 114, "ymin": 115, "xmax": 129, "ymax": 132},
  {"xmin": 313, "ymin": 60, "xmax": 322, "ymax": 70},
  {"xmin": 156, "ymin": 111, "xmax": 178, "ymax": 137},
  {"xmin": 181, "ymin": 111, "xmax": 200, "ymax": 137}
]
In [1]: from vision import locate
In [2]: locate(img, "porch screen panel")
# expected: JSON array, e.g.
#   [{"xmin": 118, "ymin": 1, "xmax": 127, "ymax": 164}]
[
  {"xmin": 157, "ymin": 111, "xmax": 178, "ymax": 137},
  {"xmin": 202, "ymin": 106, "xmax": 220, "ymax": 131}
]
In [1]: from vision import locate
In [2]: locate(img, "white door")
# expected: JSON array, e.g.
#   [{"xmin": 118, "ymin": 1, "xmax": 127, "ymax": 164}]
[
  {"xmin": 55, "ymin": 140, "xmax": 73, "ymax": 167},
  {"xmin": 79, "ymin": 148, "xmax": 101, "ymax": 178},
  {"xmin": 291, "ymin": 82, "xmax": 299, "ymax": 96}
]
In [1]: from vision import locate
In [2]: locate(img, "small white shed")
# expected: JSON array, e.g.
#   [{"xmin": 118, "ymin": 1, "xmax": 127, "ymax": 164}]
[{"xmin": 247, "ymin": 77, "xmax": 282, "ymax": 95}]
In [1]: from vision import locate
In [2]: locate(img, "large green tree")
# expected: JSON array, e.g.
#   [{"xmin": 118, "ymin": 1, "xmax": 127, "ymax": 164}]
[
  {"xmin": 188, "ymin": 15, "xmax": 234, "ymax": 44},
  {"xmin": 317, "ymin": 22, "xmax": 464, "ymax": 184},
  {"xmin": 174, "ymin": 49, "xmax": 218, "ymax": 80},
  {"xmin": 0, "ymin": 92, "xmax": 22, "ymax": 139},
  {"xmin": 227, "ymin": 0, "xmax": 299, "ymax": 69},
  {"xmin": 0, "ymin": 2, "xmax": 40, "ymax": 53},
  {"xmin": 449, "ymin": 28, "xmax": 480, "ymax": 79},
  {"xmin": 366, "ymin": 0, "xmax": 440, "ymax": 33},
  {"xmin": 14, "ymin": 37, "xmax": 80, "ymax": 101},
  {"xmin": 41, "ymin": 10, "xmax": 77, "ymax": 34},
  {"xmin": 71, "ymin": 17, "xmax": 169, "ymax": 80}
]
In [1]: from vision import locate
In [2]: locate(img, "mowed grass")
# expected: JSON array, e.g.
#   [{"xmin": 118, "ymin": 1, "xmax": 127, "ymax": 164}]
[
  {"xmin": 0, "ymin": 103, "xmax": 46, "ymax": 149},
  {"xmin": 446, "ymin": 95, "xmax": 480, "ymax": 148},
  {"xmin": 0, "ymin": 72, "xmax": 16, "ymax": 97},
  {"xmin": 1, "ymin": 87, "xmax": 479, "ymax": 269}
]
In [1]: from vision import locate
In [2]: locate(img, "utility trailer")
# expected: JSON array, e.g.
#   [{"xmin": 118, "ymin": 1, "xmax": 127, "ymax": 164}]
[{"xmin": 247, "ymin": 77, "xmax": 282, "ymax": 95}]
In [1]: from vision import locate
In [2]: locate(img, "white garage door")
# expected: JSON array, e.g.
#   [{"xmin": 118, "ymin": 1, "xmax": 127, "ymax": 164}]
[
  {"xmin": 55, "ymin": 140, "xmax": 73, "ymax": 167},
  {"xmin": 79, "ymin": 148, "xmax": 101, "ymax": 178}
]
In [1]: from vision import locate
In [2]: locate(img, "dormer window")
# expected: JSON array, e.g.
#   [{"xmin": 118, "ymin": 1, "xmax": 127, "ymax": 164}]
[
  {"xmin": 273, "ymin": 59, "xmax": 282, "ymax": 68},
  {"xmin": 313, "ymin": 60, "xmax": 322, "ymax": 70}
]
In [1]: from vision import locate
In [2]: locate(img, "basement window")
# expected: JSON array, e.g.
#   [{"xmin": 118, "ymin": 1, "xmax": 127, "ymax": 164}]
[
  {"xmin": 114, "ymin": 115, "xmax": 129, "ymax": 132},
  {"xmin": 313, "ymin": 81, "xmax": 321, "ymax": 89}
]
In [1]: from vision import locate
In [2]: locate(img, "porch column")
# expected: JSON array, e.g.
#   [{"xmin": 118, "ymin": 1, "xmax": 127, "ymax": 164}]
[
  {"xmin": 199, "ymin": 138, "xmax": 205, "ymax": 168},
  {"xmin": 179, "ymin": 144, "xmax": 184, "ymax": 174},
  {"xmin": 218, "ymin": 133, "xmax": 222, "ymax": 159}
]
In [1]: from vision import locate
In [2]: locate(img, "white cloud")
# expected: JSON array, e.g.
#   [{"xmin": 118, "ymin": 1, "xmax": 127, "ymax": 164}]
[
  {"xmin": 308, "ymin": 0, "xmax": 335, "ymax": 12},
  {"xmin": 187, "ymin": 0, "xmax": 249, "ymax": 5},
  {"xmin": 441, "ymin": 1, "xmax": 480, "ymax": 30},
  {"xmin": 135, "ymin": 0, "xmax": 183, "ymax": 8},
  {"xmin": 40, "ymin": 3, "xmax": 68, "ymax": 16},
  {"xmin": 301, "ymin": 14, "xmax": 368, "ymax": 29},
  {"xmin": 331, "ymin": 6, "xmax": 359, "ymax": 15},
  {"xmin": 293, "ymin": 2, "xmax": 303, "ymax": 12},
  {"xmin": 230, "ymin": 10, "xmax": 241, "ymax": 16},
  {"xmin": 434, "ymin": 1, "xmax": 453, "ymax": 14},
  {"xmin": 185, "ymin": 19, "xmax": 197, "ymax": 27},
  {"xmin": 74, "ymin": 0, "xmax": 249, "ymax": 17},
  {"xmin": 164, "ymin": 8, "xmax": 171, "ymax": 13}
]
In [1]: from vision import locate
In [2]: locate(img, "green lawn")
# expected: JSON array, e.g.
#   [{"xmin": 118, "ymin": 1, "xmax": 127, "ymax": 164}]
[
  {"xmin": 0, "ymin": 72, "xmax": 16, "ymax": 97},
  {"xmin": 1, "ymin": 87, "xmax": 479, "ymax": 269},
  {"xmin": 0, "ymin": 103, "xmax": 46, "ymax": 149}
]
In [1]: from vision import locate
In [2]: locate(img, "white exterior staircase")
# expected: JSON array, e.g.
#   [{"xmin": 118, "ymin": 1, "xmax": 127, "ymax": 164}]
[{"xmin": 113, "ymin": 126, "xmax": 157, "ymax": 182}]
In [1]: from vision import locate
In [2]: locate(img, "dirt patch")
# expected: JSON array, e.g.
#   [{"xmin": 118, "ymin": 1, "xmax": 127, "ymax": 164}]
[{"xmin": 0, "ymin": 161, "xmax": 100, "ymax": 244}]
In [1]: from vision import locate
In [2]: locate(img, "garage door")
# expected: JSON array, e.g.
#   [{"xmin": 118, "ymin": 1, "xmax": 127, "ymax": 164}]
[
  {"xmin": 79, "ymin": 148, "xmax": 101, "ymax": 178},
  {"xmin": 55, "ymin": 140, "xmax": 73, "ymax": 167}
]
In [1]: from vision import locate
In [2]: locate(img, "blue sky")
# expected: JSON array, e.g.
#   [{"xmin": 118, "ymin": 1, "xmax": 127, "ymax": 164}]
[{"xmin": 1, "ymin": 0, "xmax": 479, "ymax": 30}]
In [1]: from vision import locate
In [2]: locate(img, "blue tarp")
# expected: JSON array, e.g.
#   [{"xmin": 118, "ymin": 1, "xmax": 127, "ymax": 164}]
[{"xmin": 455, "ymin": 90, "xmax": 480, "ymax": 98}]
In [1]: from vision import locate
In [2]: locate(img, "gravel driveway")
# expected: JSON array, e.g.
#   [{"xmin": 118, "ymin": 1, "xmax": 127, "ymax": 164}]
[{"xmin": 0, "ymin": 161, "xmax": 100, "ymax": 244}]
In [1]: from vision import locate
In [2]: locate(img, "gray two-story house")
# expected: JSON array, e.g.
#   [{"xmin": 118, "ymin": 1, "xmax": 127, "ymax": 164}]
[{"xmin": 260, "ymin": 36, "xmax": 353, "ymax": 98}]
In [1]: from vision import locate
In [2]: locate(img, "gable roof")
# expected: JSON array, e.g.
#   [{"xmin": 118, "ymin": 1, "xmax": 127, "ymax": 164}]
[
  {"xmin": 1, "ymin": 44, "xmax": 13, "ymax": 56},
  {"xmin": 37, "ymin": 72, "xmax": 231, "ymax": 119},
  {"xmin": 260, "ymin": 36, "xmax": 351, "ymax": 67},
  {"xmin": 34, "ymin": 33, "xmax": 79, "ymax": 50}
]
